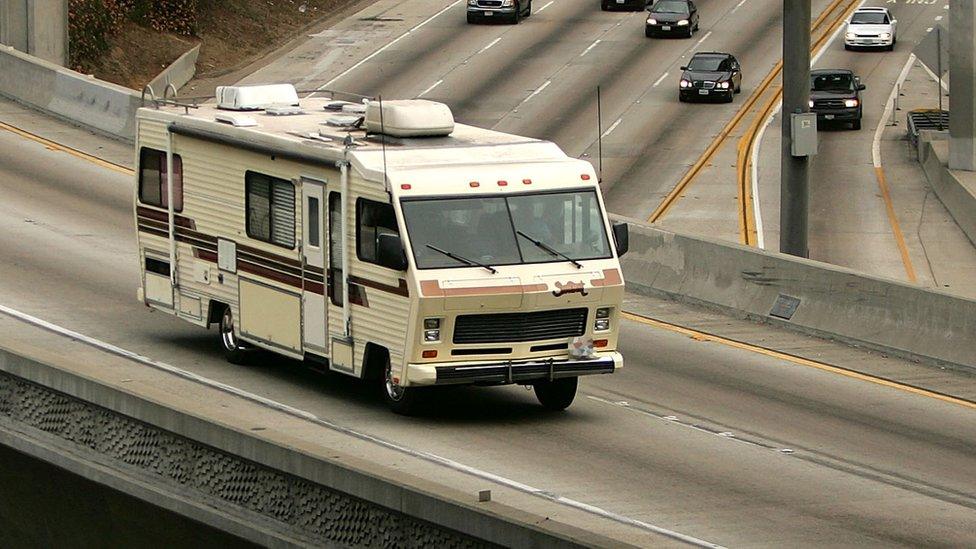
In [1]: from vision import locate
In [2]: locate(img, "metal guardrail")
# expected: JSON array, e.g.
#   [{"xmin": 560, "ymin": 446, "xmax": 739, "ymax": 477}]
[{"xmin": 908, "ymin": 109, "xmax": 949, "ymax": 148}]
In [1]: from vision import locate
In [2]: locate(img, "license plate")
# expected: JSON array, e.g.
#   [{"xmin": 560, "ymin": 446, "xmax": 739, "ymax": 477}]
[
  {"xmin": 662, "ymin": 25, "xmax": 671, "ymax": 30},
  {"xmin": 616, "ymin": 0, "xmax": 624, "ymax": 3},
  {"xmin": 825, "ymin": 114, "xmax": 835, "ymax": 120},
  {"xmin": 484, "ymin": 10, "xmax": 492, "ymax": 15},
  {"xmin": 699, "ymin": 89, "xmax": 709, "ymax": 95}
]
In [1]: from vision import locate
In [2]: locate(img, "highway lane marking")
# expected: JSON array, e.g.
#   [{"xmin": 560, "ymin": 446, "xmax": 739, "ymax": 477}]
[
  {"xmin": 873, "ymin": 52, "xmax": 919, "ymax": 282},
  {"xmin": 418, "ymin": 79, "xmax": 444, "ymax": 97},
  {"xmin": 0, "ymin": 121, "xmax": 133, "ymax": 176},
  {"xmin": 313, "ymin": 0, "xmax": 463, "ymax": 92},
  {"xmin": 652, "ymin": 72, "xmax": 669, "ymax": 88},
  {"xmin": 580, "ymin": 39, "xmax": 601, "ymax": 57},
  {"xmin": 731, "ymin": 0, "xmax": 748, "ymax": 13},
  {"xmin": 602, "ymin": 117, "xmax": 622, "ymax": 137},
  {"xmin": 621, "ymin": 311, "xmax": 976, "ymax": 412},
  {"xmin": 918, "ymin": 60, "xmax": 949, "ymax": 92},
  {"xmin": 514, "ymin": 79, "xmax": 551, "ymax": 110},
  {"xmin": 536, "ymin": 0, "xmax": 554, "ymax": 13},
  {"xmin": 0, "ymin": 303, "xmax": 724, "ymax": 548},
  {"xmin": 478, "ymin": 37, "xmax": 502, "ymax": 53},
  {"xmin": 693, "ymin": 30, "xmax": 712, "ymax": 49}
]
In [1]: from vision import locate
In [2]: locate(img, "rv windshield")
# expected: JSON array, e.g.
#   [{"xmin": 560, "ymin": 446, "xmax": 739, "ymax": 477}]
[{"xmin": 400, "ymin": 190, "xmax": 612, "ymax": 270}]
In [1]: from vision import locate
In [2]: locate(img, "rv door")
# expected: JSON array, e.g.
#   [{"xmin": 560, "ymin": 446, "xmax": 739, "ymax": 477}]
[{"xmin": 301, "ymin": 177, "xmax": 328, "ymax": 354}]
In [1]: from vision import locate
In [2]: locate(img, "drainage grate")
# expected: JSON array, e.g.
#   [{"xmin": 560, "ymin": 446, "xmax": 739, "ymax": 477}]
[{"xmin": 907, "ymin": 109, "xmax": 949, "ymax": 148}]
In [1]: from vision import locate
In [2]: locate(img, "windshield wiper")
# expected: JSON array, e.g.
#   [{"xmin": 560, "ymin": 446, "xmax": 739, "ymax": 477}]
[
  {"xmin": 516, "ymin": 231, "xmax": 583, "ymax": 269},
  {"xmin": 426, "ymin": 244, "xmax": 497, "ymax": 274}
]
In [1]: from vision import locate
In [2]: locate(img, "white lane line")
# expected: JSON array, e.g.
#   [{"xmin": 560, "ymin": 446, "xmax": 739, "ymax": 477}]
[
  {"xmin": 580, "ymin": 39, "xmax": 602, "ymax": 57},
  {"xmin": 918, "ymin": 60, "xmax": 949, "ymax": 93},
  {"xmin": 479, "ymin": 37, "xmax": 502, "ymax": 54},
  {"xmin": 935, "ymin": 15, "xmax": 943, "ymax": 21},
  {"xmin": 315, "ymin": 0, "xmax": 463, "ymax": 92},
  {"xmin": 751, "ymin": 0, "xmax": 863, "ymax": 248},
  {"xmin": 0, "ymin": 303, "xmax": 723, "ymax": 549},
  {"xmin": 537, "ymin": 0, "xmax": 554, "ymax": 13},
  {"xmin": 875, "ymin": 54, "xmax": 918, "ymax": 168},
  {"xmin": 602, "ymin": 118, "xmax": 623, "ymax": 137},
  {"xmin": 418, "ymin": 79, "xmax": 443, "ymax": 98},
  {"xmin": 694, "ymin": 30, "xmax": 712, "ymax": 48},
  {"xmin": 926, "ymin": 27, "xmax": 933, "ymax": 33},
  {"xmin": 515, "ymin": 79, "xmax": 551, "ymax": 109},
  {"xmin": 731, "ymin": 0, "xmax": 748, "ymax": 13},
  {"xmin": 653, "ymin": 72, "xmax": 670, "ymax": 88}
]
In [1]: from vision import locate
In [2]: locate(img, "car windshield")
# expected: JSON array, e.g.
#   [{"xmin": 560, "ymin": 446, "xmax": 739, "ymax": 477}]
[
  {"xmin": 851, "ymin": 12, "xmax": 888, "ymax": 24},
  {"xmin": 650, "ymin": 1, "xmax": 688, "ymax": 14},
  {"xmin": 812, "ymin": 73, "xmax": 854, "ymax": 91},
  {"xmin": 687, "ymin": 56, "xmax": 724, "ymax": 71},
  {"xmin": 400, "ymin": 190, "xmax": 612, "ymax": 270}
]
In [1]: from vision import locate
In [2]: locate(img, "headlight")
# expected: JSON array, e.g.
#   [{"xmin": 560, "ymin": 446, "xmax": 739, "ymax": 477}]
[
  {"xmin": 845, "ymin": 98, "xmax": 859, "ymax": 108},
  {"xmin": 424, "ymin": 329, "xmax": 440, "ymax": 342},
  {"xmin": 677, "ymin": 19, "xmax": 689, "ymax": 26},
  {"xmin": 468, "ymin": 0, "xmax": 477, "ymax": 5},
  {"xmin": 845, "ymin": 32, "xmax": 855, "ymax": 40},
  {"xmin": 717, "ymin": 81, "xmax": 729, "ymax": 89},
  {"xmin": 647, "ymin": 17, "xmax": 657, "ymax": 24},
  {"xmin": 809, "ymin": 100, "xmax": 814, "ymax": 108},
  {"xmin": 501, "ymin": 0, "xmax": 514, "ymax": 5},
  {"xmin": 423, "ymin": 318, "xmax": 441, "ymax": 342},
  {"xmin": 880, "ymin": 32, "xmax": 891, "ymax": 39},
  {"xmin": 680, "ymin": 79, "xmax": 691, "ymax": 88},
  {"xmin": 595, "ymin": 307, "xmax": 611, "ymax": 331}
]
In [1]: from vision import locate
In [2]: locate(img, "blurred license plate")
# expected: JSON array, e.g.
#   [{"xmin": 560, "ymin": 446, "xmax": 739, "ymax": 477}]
[
  {"xmin": 616, "ymin": 0, "xmax": 624, "ymax": 3},
  {"xmin": 699, "ymin": 89, "xmax": 709, "ymax": 95},
  {"xmin": 485, "ymin": 10, "xmax": 493, "ymax": 15},
  {"xmin": 825, "ymin": 114, "xmax": 835, "ymax": 120},
  {"xmin": 662, "ymin": 25, "xmax": 671, "ymax": 30}
]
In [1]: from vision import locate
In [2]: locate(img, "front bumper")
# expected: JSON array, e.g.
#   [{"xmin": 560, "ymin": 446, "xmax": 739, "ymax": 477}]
[
  {"xmin": 646, "ymin": 23, "xmax": 689, "ymax": 34},
  {"xmin": 468, "ymin": 6, "xmax": 517, "ymax": 16},
  {"xmin": 812, "ymin": 108, "xmax": 860, "ymax": 121},
  {"xmin": 406, "ymin": 351, "xmax": 622, "ymax": 386},
  {"xmin": 680, "ymin": 88, "xmax": 732, "ymax": 101},
  {"xmin": 845, "ymin": 37, "xmax": 893, "ymax": 48}
]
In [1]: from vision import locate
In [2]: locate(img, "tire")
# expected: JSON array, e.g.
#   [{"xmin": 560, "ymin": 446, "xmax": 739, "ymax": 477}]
[
  {"xmin": 735, "ymin": 82, "xmax": 741, "ymax": 94},
  {"xmin": 524, "ymin": 0, "xmax": 531, "ymax": 17},
  {"xmin": 725, "ymin": 92, "xmax": 734, "ymax": 103},
  {"xmin": 601, "ymin": 1, "xmax": 608, "ymax": 10},
  {"xmin": 686, "ymin": 26, "xmax": 694, "ymax": 38},
  {"xmin": 534, "ymin": 377, "xmax": 578, "ymax": 411},
  {"xmin": 645, "ymin": 27, "xmax": 653, "ymax": 38},
  {"xmin": 512, "ymin": 1, "xmax": 521, "ymax": 24},
  {"xmin": 852, "ymin": 119, "xmax": 862, "ymax": 130},
  {"xmin": 382, "ymin": 355, "xmax": 423, "ymax": 415},
  {"xmin": 678, "ymin": 92, "xmax": 687, "ymax": 103},
  {"xmin": 219, "ymin": 306, "xmax": 248, "ymax": 365},
  {"xmin": 467, "ymin": 12, "xmax": 476, "ymax": 24},
  {"xmin": 844, "ymin": 44, "xmax": 851, "ymax": 51}
]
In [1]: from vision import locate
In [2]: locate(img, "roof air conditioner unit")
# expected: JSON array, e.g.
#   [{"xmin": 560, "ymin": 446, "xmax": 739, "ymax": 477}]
[
  {"xmin": 216, "ymin": 84, "xmax": 300, "ymax": 111},
  {"xmin": 365, "ymin": 100, "xmax": 454, "ymax": 137}
]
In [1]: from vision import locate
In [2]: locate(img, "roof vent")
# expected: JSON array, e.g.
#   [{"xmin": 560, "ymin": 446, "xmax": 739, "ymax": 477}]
[
  {"xmin": 341, "ymin": 103, "xmax": 367, "ymax": 115},
  {"xmin": 266, "ymin": 105, "xmax": 304, "ymax": 116},
  {"xmin": 325, "ymin": 115, "xmax": 362, "ymax": 128},
  {"xmin": 365, "ymin": 99, "xmax": 454, "ymax": 137},
  {"xmin": 215, "ymin": 113, "xmax": 258, "ymax": 127},
  {"xmin": 324, "ymin": 100, "xmax": 355, "ymax": 111},
  {"xmin": 216, "ymin": 84, "xmax": 299, "ymax": 111}
]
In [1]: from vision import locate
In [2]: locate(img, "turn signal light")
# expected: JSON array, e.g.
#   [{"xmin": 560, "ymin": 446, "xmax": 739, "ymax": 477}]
[
  {"xmin": 422, "ymin": 350, "xmax": 438, "ymax": 358},
  {"xmin": 469, "ymin": 181, "xmax": 480, "ymax": 188},
  {"xmin": 581, "ymin": 174, "xmax": 591, "ymax": 181},
  {"xmin": 594, "ymin": 339, "xmax": 608, "ymax": 348}
]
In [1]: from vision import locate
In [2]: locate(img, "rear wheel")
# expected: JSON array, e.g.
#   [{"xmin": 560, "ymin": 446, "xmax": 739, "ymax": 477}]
[
  {"xmin": 219, "ymin": 306, "xmax": 248, "ymax": 365},
  {"xmin": 534, "ymin": 377, "xmax": 578, "ymax": 411},
  {"xmin": 383, "ymin": 355, "xmax": 423, "ymax": 415}
]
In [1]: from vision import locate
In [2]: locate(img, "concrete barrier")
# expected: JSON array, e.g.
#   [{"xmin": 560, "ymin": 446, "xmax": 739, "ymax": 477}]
[
  {"xmin": 919, "ymin": 133, "xmax": 976, "ymax": 247},
  {"xmin": 616, "ymin": 216, "xmax": 976, "ymax": 371},
  {"xmin": 147, "ymin": 43, "xmax": 200, "ymax": 96},
  {"xmin": 0, "ymin": 45, "xmax": 139, "ymax": 141}
]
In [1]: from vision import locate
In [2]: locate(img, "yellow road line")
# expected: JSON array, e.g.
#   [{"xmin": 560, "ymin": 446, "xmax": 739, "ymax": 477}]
[
  {"xmin": 622, "ymin": 310, "xmax": 976, "ymax": 411},
  {"xmin": 873, "ymin": 166, "xmax": 919, "ymax": 282},
  {"xmin": 0, "ymin": 120, "xmax": 133, "ymax": 175}
]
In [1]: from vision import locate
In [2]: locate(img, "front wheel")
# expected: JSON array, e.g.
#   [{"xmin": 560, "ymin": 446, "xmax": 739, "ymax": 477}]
[
  {"xmin": 383, "ymin": 357, "xmax": 423, "ymax": 415},
  {"xmin": 534, "ymin": 377, "xmax": 578, "ymax": 411},
  {"xmin": 512, "ymin": 1, "xmax": 522, "ymax": 23},
  {"xmin": 219, "ymin": 306, "xmax": 248, "ymax": 365},
  {"xmin": 852, "ymin": 119, "xmax": 862, "ymax": 130},
  {"xmin": 524, "ymin": 0, "xmax": 531, "ymax": 17}
]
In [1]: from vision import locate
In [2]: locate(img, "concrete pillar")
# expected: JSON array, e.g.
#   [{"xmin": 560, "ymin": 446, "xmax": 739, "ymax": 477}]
[
  {"xmin": 0, "ymin": 0, "xmax": 67, "ymax": 66},
  {"xmin": 0, "ymin": 0, "xmax": 29, "ymax": 51},
  {"xmin": 950, "ymin": 0, "xmax": 976, "ymax": 171}
]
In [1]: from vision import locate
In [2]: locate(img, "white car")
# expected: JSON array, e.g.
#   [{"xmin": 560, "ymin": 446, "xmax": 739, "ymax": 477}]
[{"xmin": 845, "ymin": 7, "xmax": 897, "ymax": 51}]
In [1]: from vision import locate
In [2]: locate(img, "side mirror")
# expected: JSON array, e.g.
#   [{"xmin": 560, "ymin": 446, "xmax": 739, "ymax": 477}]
[
  {"xmin": 857, "ymin": 84, "xmax": 866, "ymax": 91},
  {"xmin": 377, "ymin": 233, "xmax": 408, "ymax": 271},
  {"xmin": 679, "ymin": 65, "xmax": 688, "ymax": 71},
  {"xmin": 612, "ymin": 222, "xmax": 629, "ymax": 257}
]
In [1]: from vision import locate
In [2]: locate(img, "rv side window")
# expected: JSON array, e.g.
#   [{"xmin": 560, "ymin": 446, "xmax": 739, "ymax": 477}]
[
  {"xmin": 245, "ymin": 171, "xmax": 295, "ymax": 249},
  {"xmin": 138, "ymin": 148, "xmax": 183, "ymax": 211},
  {"xmin": 356, "ymin": 199, "xmax": 399, "ymax": 265},
  {"xmin": 329, "ymin": 192, "xmax": 343, "ymax": 306}
]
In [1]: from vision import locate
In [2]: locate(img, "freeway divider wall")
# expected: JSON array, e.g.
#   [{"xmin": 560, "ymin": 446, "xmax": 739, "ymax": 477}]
[
  {"xmin": 0, "ymin": 45, "xmax": 140, "ymax": 141},
  {"xmin": 919, "ymin": 133, "xmax": 976, "ymax": 248},
  {"xmin": 616, "ymin": 216, "xmax": 976, "ymax": 372}
]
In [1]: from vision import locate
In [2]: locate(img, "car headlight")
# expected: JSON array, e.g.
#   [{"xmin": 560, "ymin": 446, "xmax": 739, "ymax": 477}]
[
  {"xmin": 845, "ymin": 98, "xmax": 859, "ymax": 108},
  {"xmin": 679, "ymin": 79, "xmax": 691, "ymax": 88},
  {"xmin": 845, "ymin": 32, "xmax": 855, "ymax": 40},
  {"xmin": 809, "ymin": 100, "xmax": 814, "ymax": 108},
  {"xmin": 501, "ymin": 0, "xmax": 514, "ymax": 5},
  {"xmin": 717, "ymin": 81, "xmax": 729, "ymax": 89},
  {"xmin": 468, "ymin": 0, "xmax": 478, "ymax": 5},
  {"xmin": 647, "ymin": 17, "xmax": 657, "ymax": 24},
  {"xmin": 880, "ymin": 32, "xmax": 891, "ymax": 39},
  {"xmin": 423, "ymin": 318, "xmax": 441, "ymax": 342},
  {"xmin": 677, "ymin": 19, "xmax": 689, "ymax": 26},
  {"xmin": 595, "ymin": 307, "xmax": 611, "ymax": 331}
]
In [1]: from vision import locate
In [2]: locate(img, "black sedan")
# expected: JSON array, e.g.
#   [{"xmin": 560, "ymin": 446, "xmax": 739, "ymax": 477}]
[
  {"xmin": 602, "ymin": 0, "xmax": 645, "ymax": 11},
  {"xmin": 678, "ymin": 52, "xmax": 742, "ymax": 103},
  {"xmin": 646, "ymin": 0, "xmax": 700, "ymax": 37}
]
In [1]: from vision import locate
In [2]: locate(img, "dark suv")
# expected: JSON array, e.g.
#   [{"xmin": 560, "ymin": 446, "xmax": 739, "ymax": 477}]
[
  {"xmin": 467, "ymin": 0, "xmax": 532, "ymax": 24},
  {"xmin": 809, "ymin": 69, "xmax": 865, "ymax": 130},
  {"xmin": 678, "ymin": 52, "xmax": 741, "ymax": 103}
]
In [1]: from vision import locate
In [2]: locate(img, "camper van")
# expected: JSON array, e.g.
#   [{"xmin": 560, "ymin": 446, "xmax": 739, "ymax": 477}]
[{"xmin": 134, "ymin": 85, "xmax": 628, "ymax": 414}]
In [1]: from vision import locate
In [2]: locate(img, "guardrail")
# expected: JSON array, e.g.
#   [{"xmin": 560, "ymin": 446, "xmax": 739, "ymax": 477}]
[{"xmin": 616, "ymin": 216, "xmax": 976, "ymax": 372}]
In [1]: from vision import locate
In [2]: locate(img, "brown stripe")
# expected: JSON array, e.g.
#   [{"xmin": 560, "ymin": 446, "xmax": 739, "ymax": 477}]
[
  {"xmin": 238, "ymin": 260, "xmax": 303, "ymax": 289},
  {"xmin": 349, "ymin": 275, "xmax": 409, "ymax": 297},
  {"xmin": 138, "ymin": 225, "xmax": 170, "ymax": 239},
  {"xmin": 237, "ymin": 242, "xmax": 301, "ymax": 269},
  {"xmin": 136, "ymin": 206, "xmax": 196, "ymax": 229},
  {"xmin": 592, "ymin": 268, "xmax": 622, "ymax": 287}
]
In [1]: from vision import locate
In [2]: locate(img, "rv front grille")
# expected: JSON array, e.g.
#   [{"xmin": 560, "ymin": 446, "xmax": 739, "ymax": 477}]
[{"xmin": 453, "ymin": 308, "xmax": 588, "ymax": 344}]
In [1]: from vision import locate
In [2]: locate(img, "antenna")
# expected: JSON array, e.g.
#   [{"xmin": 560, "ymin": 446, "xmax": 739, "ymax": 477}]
[
  {"xmin": 378, "ymin": 95, "xmax": 390, "ymax": 188},
  {"xmin": 597, "ymin": 86, "xmax": 603, "ymax": 183}
]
